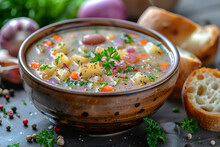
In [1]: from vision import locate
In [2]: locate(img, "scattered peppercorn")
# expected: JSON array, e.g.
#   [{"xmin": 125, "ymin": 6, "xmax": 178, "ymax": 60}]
[
  {"xmin": 0, "ymin": 88, "xmax": 2, "ymax": 95},
  {"xmin": 5, "ymin": 95, "xmax": 10, "ymax": 101},
  {"xmin": 2, "ymin": 89, "xmax": 9, "ymax": 96},
  {"xmin": 210, "ymin": 140, "xmax": 215, "ymax": 146},
  {"xmin": 11, "ymin": 106, "xmax": 17, "ymax": 113},
  {"xmin": 54, "ymin": 126, "xmax": 61, "ymax": 132},
  {"xmin": 26, "ymin": 135, "xmax": 32, "ymax": 142},
  {"xmin": 31, "ymin": 124, "xmax": 37, "ymax": 130},
  {"xmin": 58, "ymin": 135, "xmax": 64, "ymax": 140},
  {"xmin": 186, "ymin": 133, "xmax": 192, "ymax": 140},
  {"xmin": 23, "ymin": 119, "xmax": 28, "ymax": 126},
  {"xmin": 6, "ymin": 126, "xmax": 11, "ymax": 131},
  {"xmin": 9, "ymin": 89, "xmax": 14, "ymax": 97},
  {"xmin": 184, "ymin": 144, "xmax": 192, "ymax": 147},
  {"xmin": 7, "ymin": 111, "xmax": 14, "ymax": 119},
  {"xmin": 0, "ymin": 119, "xmax": 2, "ymax": 125},
  {"xmin": 32, "ymin": 134, "xmax": 37, "ymax": 141},
  {"xmin": 0, "ymin": 105, "xmax": 4, "ymax": 111},
  {"xmin": 57, "ymin": 138, "xmax": 65, "ymax": 146}
]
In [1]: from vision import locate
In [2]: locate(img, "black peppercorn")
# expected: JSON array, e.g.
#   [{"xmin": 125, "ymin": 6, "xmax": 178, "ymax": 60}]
[
  {"xmin": 11, "ymin": 106, "xmax": 17, "ymax": 113},
  {"xmin": 31, "ymin": 124, "xmax": 37, "ymax": 130},
  {"xmin": 6, "ymin": 126, "xmax": 11, "ymax": 131},
  {"xmin": 184, "ymin": 144, "xmax": 192, "ymax": 147},
  {"xmin": 9, "ymin": 89, "xmax": 14, "ymax": 97}
]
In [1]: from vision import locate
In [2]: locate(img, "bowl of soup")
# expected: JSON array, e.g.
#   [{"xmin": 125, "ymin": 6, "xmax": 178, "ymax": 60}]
[{"xmin": 19, "ymin": 18, "xmax": 180, "ymax": 134}]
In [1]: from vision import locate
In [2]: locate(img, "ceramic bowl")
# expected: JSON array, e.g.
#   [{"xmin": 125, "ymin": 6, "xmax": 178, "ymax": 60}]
[{"xmin": 18, "ymin": 18, "xmax": 180, "ymax": 134}]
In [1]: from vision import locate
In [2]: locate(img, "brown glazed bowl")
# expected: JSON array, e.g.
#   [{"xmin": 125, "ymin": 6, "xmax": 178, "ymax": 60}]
[{"xmin": 19, "ymin": 18, "xmax": 180, "ymax": 134}]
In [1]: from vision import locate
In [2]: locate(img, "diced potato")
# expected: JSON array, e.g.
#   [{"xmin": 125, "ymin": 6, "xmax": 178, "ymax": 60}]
[
  {"xmin": 117, "ymin": 50, "xmax": 128, "ymax": 60},
  {"xmin": 36, "ymin": 44, "xmax": 47, "ymax": 53},
  {"xmin": 61, "ymin": 53, "xmax": 71, "ymax": 66},
  {"xmin": 53, "ymin": 53, "xmax": 71, "ymax": 67},
  {"xmin": 56, "ymin": 69, "xmax": 70, "ymax": 82},
  {"xmin": 52, "ymin": 42, "xmax": 68, "ymax": 53},
  {"xmin": 95, "ymin": 46, "xmax": 105, "ymax": 53},
  {"xmin": 89, "ymin": 76, "xmax": 104, "ymax": 84},
  {"xmin": 107, "ymin": 33, "xmax": 115, "ymax": 40},
  {"xmin": 79, "ymin": 45, "xmax": 88, "ymax": 53},
  {"xmin": 44, "ymin": 67, "xmax": 56, "ymax": 76},
  {"xmin": 131, "ymin": 72, "xmax": 153, "ymax": 85},
  {"xmin": 144, "ymin": 42, "xmax": 163, "ymax": 55},
  {"xmin": 79, "ymin": 63, "xmax": 102, "ymax": 78},
  {"xmin": 71, "ymin": 55, "xmax": 89, "ymax": 65}
]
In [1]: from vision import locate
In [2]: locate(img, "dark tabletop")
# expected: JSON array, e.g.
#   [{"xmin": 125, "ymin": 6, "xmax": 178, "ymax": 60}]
[{"xmin": 1, "ymin": 0, "xmax": 220, "ymax": 147}]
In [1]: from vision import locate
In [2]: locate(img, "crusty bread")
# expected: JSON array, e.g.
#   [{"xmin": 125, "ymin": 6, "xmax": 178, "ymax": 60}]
[
  {"xmin": 138, "ymin": 7, "xmax": 219, "ymax": 65},
  {"xmin": 137, "ymin": 7, "xmax": 198, "ymax": 46},
  {"xmin": 182, "ymin": 68, "xmax": 220, "ymax": 132},
  {"xmin": 169, "ymin": 48, "xmax": 202, "ymax": 99}
]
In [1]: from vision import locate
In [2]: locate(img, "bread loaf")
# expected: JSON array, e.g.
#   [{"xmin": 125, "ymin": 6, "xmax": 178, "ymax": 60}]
[{"xmin": 182, "ymin": 68, "xmax": 220, "ymax": 132}]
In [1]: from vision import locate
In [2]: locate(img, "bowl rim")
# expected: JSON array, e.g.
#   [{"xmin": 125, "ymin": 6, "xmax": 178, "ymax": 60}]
[{"xmin": 19, "ymin": 17, "xmax": 180, "ymax": 96}]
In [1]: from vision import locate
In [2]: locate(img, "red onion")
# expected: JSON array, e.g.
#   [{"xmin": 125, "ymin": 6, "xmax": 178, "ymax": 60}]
[
  {"xmin": 49, "ymin": 78, "xmax": 59, "ymax": 84},
  {"xmin": 63, "ymin": 63, "xmax": 68, "ymax": 68},
  {"xmin": 124, "ymin": 54, "xmax": 138, "ymax": 64},
  {"xmin": 101, "ymin": 56, "xmax": 107, "ymax": 62},
  {"xmin": 111, "ymin": 66, "xmax": 119, "ymax": 73},
  {"xmin": 78, "ymin": 0, "xmax": 127, "ymax": 19},
  {"xmin": 0, "ymin": 17, "xmax": 39, "ymax": 57},
  {"xmin": 126, "ymin": 48, "xmax": 135, "ymax": 53},
  {"xmin": 112, "ymin": 39, "xmax": 124, "ymax": 49}
]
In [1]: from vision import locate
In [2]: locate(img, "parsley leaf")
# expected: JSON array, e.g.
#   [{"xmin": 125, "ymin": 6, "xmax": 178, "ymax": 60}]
[
  {"xmin": 144, "ymin": 117, "xmax": 166, "ymax": 147},
  {"xmin": 36, "ymin": 129, "xmax": 58, "ymax": 147},
  {"xmin": 90, "ymin": 47, "xmax": 121, "ymax": 71},
  {"xmin": 175, "ymin": 117, "xmax": 200, "ymax": 134},
  {"xmin": 146, "ymin": 74, "xmax": 156, "ymax": 81},
  {"xmin": 153, "ymin": 68, "xmax": 161, "ymax": 72},
  {"xmin": 105, "ymin": 71, "xmax": 112, "ymax": 76},
  {"xmin": 115, "ymin": 78, "xmax": 120, "ymax": 86},
  {"xmin": 55, "ymin": 56, "xmax": 60, "ymax": 64},
  {"xmin": 123, "ymin": 66, "xmax": 133, "ymax": 73},
  {"xmin": 98, "ymin": 82, "xmax": 108, "ymax": 91},
  {"xmin": 40, "ymin": 64, "xmax": 52, "ymax": 70},
  {"xmin": 7, "ymin": 143, "xmax": 19, "ymax": 147},
  {"xmin": 121, "ymin": 34, "xmax": 133, "ymax": 43}
]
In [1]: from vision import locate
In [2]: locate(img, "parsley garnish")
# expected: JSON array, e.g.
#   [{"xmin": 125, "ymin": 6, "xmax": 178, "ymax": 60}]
[
  {"xmin": 195, "ymin": 141, "xmax": 200, "ymax": 145},
  {"xmin": 36, "ymin": 129, "xmax": 58, "ymax": 147},
  {"xmin": 123, "ymin": 66, "xmax": 133, "ymax": 73},
  {"xmin": 175, "ymin": 117, "xmax": 200, "ymax": 134},
  {"xmin": 146, "ymin": 74, "xmax": 156, "ymax": 81},
  {"xmin": 153, "ymin": 68, "xmax": 161, "ymax": 72},
  {"xmin": 105, "ymin": 71, "xmax": 112, "ymax": 76},
  {"xmin": 55, "ymin": 56, "xmax": 60, "ymax": 64},
  {"xmin": 7, "ymin": 143, "xmax": 19, "ymax": 147},
  {"xmin": 40, "ymin": 64, "xmax": 52, "ymax": 70},
  {"xmin": 121, "ymin": 34, "xmax": 133, "ymax": 43},
  {"xmin": 22, "ymin": 99, "xmax": 27, "ymax": 105},
  {"xmin": 98, "ymin": 82, "xmax": 108, "ymax": 91},
  {"xmin": 79, "ymin": 81, "xmax": 88, "ymax": 86},
  {"xmin": 90, "ymin": 47, "xmax": 121, "ymax": 71},
  {"xmin": 144, "ymin": 117, "xmax": 166, "ymax": 147},
  {"xmin": 172, "ymin": 107, "xmax": 180, "ymax": 113},
  {"xmin": 115, "ymin": 78, "xmax": 120, "ymax": 86}
]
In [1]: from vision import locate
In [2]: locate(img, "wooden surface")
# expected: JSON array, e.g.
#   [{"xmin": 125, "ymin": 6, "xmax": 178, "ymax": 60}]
[{"xmin": 1, "ymin": 0, "xmax": 220, "ymax": 146}]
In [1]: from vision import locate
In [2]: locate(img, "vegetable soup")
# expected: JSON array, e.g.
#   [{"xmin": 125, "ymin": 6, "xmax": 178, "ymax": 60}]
[{"xmin": 27, "ymin": 26, "xmax": 172, "ymax": 92}]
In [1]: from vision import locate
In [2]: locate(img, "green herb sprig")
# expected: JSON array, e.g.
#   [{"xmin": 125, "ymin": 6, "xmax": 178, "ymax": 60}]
[
  {"xmin": 175, "ymin": 117, "xmax": 200, "ymax": 134},
  {"xmin": 91, "ymin": 47, "xmax": 121, "ymax": 71},
  {"xmin": 36, "ymin": 129, "xmax": 58, "ymax": 147},
  {"xmin": 98, "ymin": 82, "xmax": 108, "ymax": 91},
  {"xmin": 55, "ymin": 56, "xmax": 60, "ymax": 65},
  {"xmin": 123, "ymin": 66, "xmax": 133, "ymax": 73},
  {"xmin": 144, "ymin": 117, "xmax": 166, "ymax": 147},
  {"xmin": 40, "ymin": 64, "xmax": 52, "ymax": 70},
  {"xmin": 7, "ymin": 143, "xmax": 19, "ymax": 147},
  {"xmin": 121, "ymin": 34, "xmax": 133, "ymax": 43}
]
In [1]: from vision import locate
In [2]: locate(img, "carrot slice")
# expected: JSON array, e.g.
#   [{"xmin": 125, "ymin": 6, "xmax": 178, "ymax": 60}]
[
  {"xmin": 100, "ymin": 85, "xmax": 114, "ymax": 92},
  {"xmin": 160, "ymin": 64, "xmax": 169, "ymax": 68},
  {"xmin": 139, "ymin": 54, "xmax": 148, "ymax": 58},
  {"xmin": 42, "ymin": 41, "xmax": 53, "ymax": 47},
  {"xmin": 139, "ymin": 40, "xmax": 148, "ymax": 45},
  {"xmin": 30, "ymin": 62, "xmax": 41, "ymax": 69},
  {"xmin": 130, "ymin": 54, "xmax": 140, "ymax": 63},
  {"xmin": 52, "ymin": 51, "xmax": 59, "ymax": 56},
  {"xmin": 71, "ymin": 72, "xmax": 79, "ymax": 80},
  {"xmin": 53, "ymin": 35, "xmax": 63, "ymax": 41}
]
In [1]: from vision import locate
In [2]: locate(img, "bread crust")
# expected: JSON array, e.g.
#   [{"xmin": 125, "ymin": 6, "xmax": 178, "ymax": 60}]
[
  {"xmin": 182, "ymin": 68, "xmax": 220, "ymax": 132},
  {"xmin": 138, "ymin": 7, "xmax": 198, "ymax": 46},
  {"xmin": 169, "ymin": 55, "xmax": 201, "ymax": 99}
]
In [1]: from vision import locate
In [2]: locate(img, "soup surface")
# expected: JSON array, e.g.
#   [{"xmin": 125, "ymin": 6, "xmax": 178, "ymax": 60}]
[{"xmin": 27, "ymin": 26, "xmax": 172, "ymax": 92}]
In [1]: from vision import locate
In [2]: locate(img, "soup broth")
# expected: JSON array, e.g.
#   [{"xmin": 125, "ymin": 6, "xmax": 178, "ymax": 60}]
[{"xmin": 27, "ymin": 26, "xmax": 172, "ymax": 92}]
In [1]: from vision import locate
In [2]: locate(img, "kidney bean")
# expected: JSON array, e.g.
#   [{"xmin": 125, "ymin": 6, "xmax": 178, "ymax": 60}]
[{"xmin": 82, "ymin": 34, "xmax": 106, "ymax": 45}]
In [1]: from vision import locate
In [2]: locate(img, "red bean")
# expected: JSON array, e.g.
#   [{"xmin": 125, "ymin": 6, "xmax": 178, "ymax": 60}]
[{"xmin": 82, "ymin": 34, "xmax": 106, "ymax": 45}]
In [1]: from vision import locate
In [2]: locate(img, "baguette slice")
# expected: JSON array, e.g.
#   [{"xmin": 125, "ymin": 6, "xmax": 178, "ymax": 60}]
[
  {"xmin": 182, "ymin": 68, "xmax": 220, "ymax": 132},
  {"xmin": 138, "ymin": 7, "xmax": 198, "ymax": 46},
  {"xmin": 169, "ymin": 48, "xmax": 202, "ymax": 99},
  {"xmin": 138, "ymin": 7, "xmax": 219, "ymax": 65}
]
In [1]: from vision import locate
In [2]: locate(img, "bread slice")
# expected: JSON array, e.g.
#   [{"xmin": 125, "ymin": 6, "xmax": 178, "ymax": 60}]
[
  {"xmin": 137, "ymin": 7, "xmax": 198, "ymax": 46},
  {"xmin": 169, "ymin": 48, "xmax": 202, "ymax": 99},
  {"xmin": 182, "ymin": 68, "xmax": 220, "ymax": 132},
  {"xmin": 137, "ymin": 7, "xmax": 219, "ymax": 65}
]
